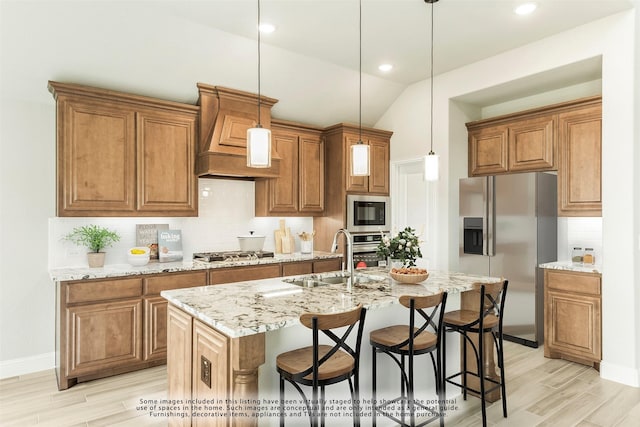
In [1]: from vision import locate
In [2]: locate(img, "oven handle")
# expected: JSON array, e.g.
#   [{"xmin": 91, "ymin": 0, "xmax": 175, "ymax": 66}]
[{"xmin": 352, "ymin": 244, "xmax": 380, "ymax": 253}]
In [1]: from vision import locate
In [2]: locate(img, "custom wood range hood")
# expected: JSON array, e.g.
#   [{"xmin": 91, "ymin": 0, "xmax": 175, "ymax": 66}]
[{"xmin": 196, "ymin": 84, "xmax": 281, "ymax": 179}]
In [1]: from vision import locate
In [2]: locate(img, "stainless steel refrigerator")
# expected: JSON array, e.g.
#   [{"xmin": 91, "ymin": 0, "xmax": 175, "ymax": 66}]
[{"xmin": 459, "ymin": 172, "xmax": 557, "ymax": 348}]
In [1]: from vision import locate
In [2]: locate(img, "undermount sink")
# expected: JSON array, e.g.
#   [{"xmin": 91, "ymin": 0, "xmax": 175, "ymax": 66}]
[{"xmin": 283, "ymin": 271, "xmax": 386, "ymax": 288}]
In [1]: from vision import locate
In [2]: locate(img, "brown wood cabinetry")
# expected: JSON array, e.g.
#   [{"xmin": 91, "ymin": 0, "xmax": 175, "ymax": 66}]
[
  {"xmin": 558, "ymin": 104, "xmax": 602, "ymax": 216},
  {"xmin": 208, "ymin": 264, "xmax": 281, "ymax": 285},
  {"xmin": 466, "ymin": 96, "xmax": 602, "ymax": 217},
  {"xmin": 167, "ymin": 305, "xmax": 193, "ymax": 427},
  {"xmin": 468, "ymin": 114, "xmax": 555, "ymax": 176},
  {"xmin": 56, "ymin": 270, "xmax": 206, "ymax": 390},
  {"xmin": 143, "ymin": 271, "xmax": 207, "ymax": 362},
  {"xmin": 48, "ymin": 81, "xmax": 198, "ymax": 217},
  {"xmin": 313, "ymin": 258, "xmax": 342, "ymax": 273},
  {"xmin": 255, "ymin": 120, "xmax": 325, "ymax": 216},
  {"xmin": 57, "ymin": 277, "xmax": 144, "ymax": 389},
  {"xmin": 544, "ymin": 269, "xmax": 602, "ymax": 369},
  {"xmin": 281, "ymin": 261, "xmax": 313, "ymax": 276},
  {"xmin": 315, "ymin": 123, "xmax": 392, "ymax": 251}
]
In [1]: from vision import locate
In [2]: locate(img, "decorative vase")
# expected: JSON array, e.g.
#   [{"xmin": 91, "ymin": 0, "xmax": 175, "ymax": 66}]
[
  {"xmin": 87, "ymin": 252, "xmax": 106, "ymax": 268},
  {"xmin": 388, "ymin": 258, "xmax": 404, "ymax": 270}
]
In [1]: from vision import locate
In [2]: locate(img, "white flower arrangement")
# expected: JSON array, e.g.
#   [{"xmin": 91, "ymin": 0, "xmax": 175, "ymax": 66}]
[{"xmin": 376, "ymin": 227, "xmax": 422, "ymax": 267}]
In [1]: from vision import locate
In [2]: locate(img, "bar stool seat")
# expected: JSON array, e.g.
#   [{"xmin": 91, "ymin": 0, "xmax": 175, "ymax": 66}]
[
  {"xmin": 443, "ymin": 310, "xmax": 498, "ymax": 329},
  {"xmin": 370, "ymin": 326, "xmax": 437, "ymax": 351},
  {"xmin": 276, "ymin": 345, "xmax": 354, "ymax": 382},
  {"xmin": 276, "ymin": 304, "xmax": 367, "ymax": 426},
  {"xmin": 370, "ymin": 292, "xmax": 448, "ymax": 427},
  {"xmin": 442, "ymin": 280, "xmax": 509, "ymax": 427}
]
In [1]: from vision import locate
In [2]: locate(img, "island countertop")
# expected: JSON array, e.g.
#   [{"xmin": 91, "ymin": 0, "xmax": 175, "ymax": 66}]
[{"xmin": 161, "ymin": 270, "xmax": 501, "ymax": 338}]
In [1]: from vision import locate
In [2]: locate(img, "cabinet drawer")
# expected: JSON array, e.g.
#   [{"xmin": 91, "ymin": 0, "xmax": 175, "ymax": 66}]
[
  {"xmin": 208, "ymin": 264, "xmax": 281, "ymax": 285},
  {"xmin": 546, "ymin": 270, "xmax": 601, "ymax": 295},
  {"xmin": 313, "ymin": 258, "xmax": 342, "ymax": 273},
  {"xmin": 144, "ymin": 271, "xmax": 207, "ymax": 295},
  {"xmin": 282, "ymin": 262, "xmax": 313, "ymax": 277},
  {"xmin": 66, "ymin": 278, "xmax": 142, "ymax": 304}
]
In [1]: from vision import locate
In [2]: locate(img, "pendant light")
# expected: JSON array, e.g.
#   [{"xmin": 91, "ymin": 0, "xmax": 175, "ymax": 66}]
[
  {"xmin": 350, "ymin": 0, "xmax": 370, "ymax": 176},
  {"xmin": 247, "ymin": 0, "xmax": 271, "ymax": 168},
  {"xmin": 424, "ymin": 0, "xmax": 439, "ymax": 181}
]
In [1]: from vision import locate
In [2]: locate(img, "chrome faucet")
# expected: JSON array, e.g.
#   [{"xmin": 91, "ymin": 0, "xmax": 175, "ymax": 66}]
[{"xmin": 331, "ymin": 228, "xmax": 354, "ymax": 290}]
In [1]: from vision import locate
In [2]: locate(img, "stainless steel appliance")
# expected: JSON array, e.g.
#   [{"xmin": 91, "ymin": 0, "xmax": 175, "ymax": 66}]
[
  {"xmin": 346, "ymin": 194, "xmax": 390, "ymax": 233},
  {"xmin": 352, "ymin": 233, "xmax": 386, "ymax": 268},
  {"xmin": 459, "ymin": 172, "xmax": 557, "ymax": 348}
]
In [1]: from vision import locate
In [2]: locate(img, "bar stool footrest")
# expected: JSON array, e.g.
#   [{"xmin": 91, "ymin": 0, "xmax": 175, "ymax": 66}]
[{"xmin": 374, "ymin": 396, "xmax": 442, "ymax": 427}]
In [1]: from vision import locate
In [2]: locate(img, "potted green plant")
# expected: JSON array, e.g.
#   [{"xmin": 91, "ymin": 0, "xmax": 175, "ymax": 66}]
[
  {"xmin": 376, "ymin": 226, "xmax": 423, "ymax": 268},
  {"xmin": 64, "ymin": 225, "xmax": 120, "ymax": 268}
]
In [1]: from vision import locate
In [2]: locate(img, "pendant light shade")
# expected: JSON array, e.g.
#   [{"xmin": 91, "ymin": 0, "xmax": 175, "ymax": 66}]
[
  {"xmin": 351, "ymin": 143, "xmax": 370, "ymax": 176},
  {"xmin": 424, "ymin": 0, "xmax": 440, "ymax": 182},
  {"xmin": 424, "ymin": 152, "xmax": 439, "ymax": 181},
  {"xmin": 247, "ymin": 126, "xmax": 271, "ymax": 168},
  {"xmin": 350, "ymin": 0, "xmax": 370, "ymax": 177},
  {"xmin": 247, "ymin": 0, "xmax": 272, "ymax": 168}
]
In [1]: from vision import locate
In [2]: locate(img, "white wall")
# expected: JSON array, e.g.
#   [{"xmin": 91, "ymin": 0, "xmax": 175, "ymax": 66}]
[{"xmin": 376, "ymin": 11, "xmax": 638, "ymax": 386}]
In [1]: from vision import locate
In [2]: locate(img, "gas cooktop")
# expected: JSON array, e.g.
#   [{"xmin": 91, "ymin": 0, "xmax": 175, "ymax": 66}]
[{"xmin": 193, "ymin": 250, "xmax": 275, "ymax": 262}]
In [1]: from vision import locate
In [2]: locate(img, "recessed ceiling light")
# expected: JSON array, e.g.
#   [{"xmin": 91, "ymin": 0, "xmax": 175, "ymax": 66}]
[
  {"xmin": 378, "ymin": 64, "xmax": 393, "ymax": 72},
  {"xmin": 515, "ymin": 3, "xmax": 537, "ymax": 16},
  {"xmin": 258, "ymin": 23, "xmax": 275, "ymax": 33}
]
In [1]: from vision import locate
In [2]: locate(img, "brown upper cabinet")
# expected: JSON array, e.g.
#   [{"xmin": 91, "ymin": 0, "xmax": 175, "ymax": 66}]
[
  {"xmin": 466, "ymin": 96, "xmax": 602, "ymax": 217},
  {"xmin": 324, "ymin": 123, "xmax": 392, "ymax": 195},
  {"xmin": 49, "ymin": 81, "xmax": 198, "ymax": 217},
  {"xmin": 255, "ymin": 119, "xmax": 325, "ymax": 216},
  {"xmin": 557, "ymin": 103, "xmax": 602, "ymax": 216},
  {"xmin": 468, "ymin": 114, "xmax": 555, "ymax": 176}
]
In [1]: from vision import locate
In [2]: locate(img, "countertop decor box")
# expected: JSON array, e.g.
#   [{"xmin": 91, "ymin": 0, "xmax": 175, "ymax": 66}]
[
  {"xmin": 158, "ymin": 229, "xmax": 183, "ymax": 262},
  {"xmin": 136, "ymin": 224, "xmax": 169, "ymax": 260}
]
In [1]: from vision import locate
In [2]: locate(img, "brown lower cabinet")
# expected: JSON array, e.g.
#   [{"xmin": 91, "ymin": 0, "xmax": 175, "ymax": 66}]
[
  {"xmin": 544, "ymin": 269, "xmax": 602, "ymax": 369},
  {"xmin": 56, "ymin": 258, "xmax": 342, "ymax": 390}
]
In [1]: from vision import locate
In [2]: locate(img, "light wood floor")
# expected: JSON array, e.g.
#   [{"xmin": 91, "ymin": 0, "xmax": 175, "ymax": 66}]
[{"xmin": 1, "ymin": 342, "xmax": 639, "ymax": 426}]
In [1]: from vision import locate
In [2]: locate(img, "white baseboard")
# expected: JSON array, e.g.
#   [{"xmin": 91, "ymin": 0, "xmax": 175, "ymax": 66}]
[
  {"xmin": 0, "ymin": 352, "xmax": 55, "ymax": 379},
  {"xmin": 600, "ymin": 360, "xmax": 640, "ymax": 387}
]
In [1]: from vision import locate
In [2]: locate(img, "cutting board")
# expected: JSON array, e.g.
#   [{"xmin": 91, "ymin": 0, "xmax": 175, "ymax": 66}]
[{"xmin": 274, "ymin": 219, "xmax": 294, "ymax": 254}]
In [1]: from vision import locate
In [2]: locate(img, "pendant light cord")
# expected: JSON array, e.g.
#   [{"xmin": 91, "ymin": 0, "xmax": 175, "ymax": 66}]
[
  {"xmin": 257, "ymin": 0, "xmax": 262, "ymax": 128},
  {"xmin": 358, "ymin": 0, "xmax": 362, "ymax": 143},
  {"xmin": 429, "ymin": 1, "xmax": 434, "ymax": 155}
]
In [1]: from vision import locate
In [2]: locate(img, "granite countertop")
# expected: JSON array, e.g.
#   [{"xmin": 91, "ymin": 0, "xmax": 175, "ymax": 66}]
[
  {"xmin": 49, "ymin": 251, "xmax": 342, "ymax": 282},
  {"xmin": 161, "ymin": 269, "xmax": 502, "ymax": 338},
  {"xmin": 539, "ymin": 261, "xmax": 602, "ymax": 274}
]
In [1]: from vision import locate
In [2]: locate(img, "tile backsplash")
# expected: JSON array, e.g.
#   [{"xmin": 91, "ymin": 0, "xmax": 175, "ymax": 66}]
[
  {"xmin": 49, "ymin": 179, "xmax": 314, "ymax": 268},
  {"xmin": 558, "ymin": 217, "xmax": 603, "ymax": 264}
]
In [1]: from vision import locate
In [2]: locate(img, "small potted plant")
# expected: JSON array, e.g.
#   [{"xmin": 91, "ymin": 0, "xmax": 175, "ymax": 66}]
[
  {"xmin": 376, "ymin": 226, "xmax": 423, "ymax": 268},
  {"xmin": 64, "ymin": 225, "xmax": 120, "ymax": 268}
]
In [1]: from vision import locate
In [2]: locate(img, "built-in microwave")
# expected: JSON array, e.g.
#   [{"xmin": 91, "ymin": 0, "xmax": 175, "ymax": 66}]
[{"xmin": 346, "ymin": 195, "xmax": 390, "ymax": 233}]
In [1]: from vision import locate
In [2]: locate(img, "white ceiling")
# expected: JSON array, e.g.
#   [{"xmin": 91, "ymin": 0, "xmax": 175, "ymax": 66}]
[
  {"xmin": 0, "ymin": 0, "xmax": 633, "ymax": 128},
  {"xmin": 170, "ymin": 0, "xmax": 632, "ymax": 85}
]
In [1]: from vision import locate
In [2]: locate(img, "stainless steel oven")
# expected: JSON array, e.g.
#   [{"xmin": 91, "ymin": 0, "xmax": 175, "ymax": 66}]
[
  {"xmin": 352, "ymin": 233, "xmax": 387, "ymax": 268},
  {"xmin": 346, "ymin": 194, "xmax": 390, "ymax": 233}
]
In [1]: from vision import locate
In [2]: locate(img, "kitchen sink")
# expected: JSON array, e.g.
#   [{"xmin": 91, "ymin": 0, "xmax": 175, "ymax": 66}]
[{"xmin": 283, "ymin": 271, "xmax": 386, "ymax": 288}]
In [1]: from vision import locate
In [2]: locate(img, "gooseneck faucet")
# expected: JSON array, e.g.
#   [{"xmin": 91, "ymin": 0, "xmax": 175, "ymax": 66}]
[{"xmin": 330, "ymin": 228, "xmax": 354, "ymax": 290}]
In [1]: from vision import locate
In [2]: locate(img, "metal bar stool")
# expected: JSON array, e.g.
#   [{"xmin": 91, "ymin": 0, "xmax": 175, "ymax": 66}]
[
  {"xmin": 370, "ymin": 291, "xmax": 448, "ymax": 427},
  {"xmin": 442, "ymin": 280, "xmax": 508, "ymax": 427},
  {"xmin": 276, "ymin": 304, "xmax": 367, "ymax": 427}
]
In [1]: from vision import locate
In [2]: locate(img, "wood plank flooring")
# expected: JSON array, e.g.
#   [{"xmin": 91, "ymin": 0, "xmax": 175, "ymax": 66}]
[{"xmin": 1, "ymin": 342, "xmax": 638, "ymax": 426}]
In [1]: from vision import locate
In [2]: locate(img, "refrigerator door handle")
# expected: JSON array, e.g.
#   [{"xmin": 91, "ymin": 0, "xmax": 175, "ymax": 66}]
[{"xmin": 484, "ymin": 176, "xmax": 496, "ymax": 257}]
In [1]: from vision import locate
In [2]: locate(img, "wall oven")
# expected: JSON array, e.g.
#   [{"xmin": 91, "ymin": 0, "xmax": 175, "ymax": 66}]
[
  {"xmin": 352, "ymin": 233, "xmax": 387, "ymax": 268},
  {"xmin": 346, "ymin": 194, "xmax": 390, "ymax": 233}
]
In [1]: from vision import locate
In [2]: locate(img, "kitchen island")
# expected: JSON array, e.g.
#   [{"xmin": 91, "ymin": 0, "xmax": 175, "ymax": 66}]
[{"xmin": 161, "ymin": 269, "xmax": 501, "ymax": 427}]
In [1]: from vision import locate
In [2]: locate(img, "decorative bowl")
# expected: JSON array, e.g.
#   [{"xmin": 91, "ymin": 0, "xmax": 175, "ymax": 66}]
[
  {"xmin": 389, "ymin": 271, "xmax": 429, "ymax": 284},
  {"xmin": 128, "ymin": 246, "xmax": 150, "ymax": 266}
]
